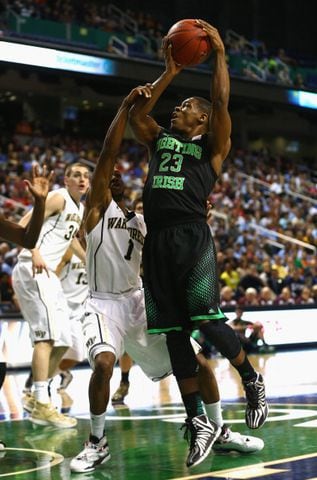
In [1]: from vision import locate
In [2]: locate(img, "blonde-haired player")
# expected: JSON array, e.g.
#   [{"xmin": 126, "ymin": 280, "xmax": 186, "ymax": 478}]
[{"xmin": 12, "ymin": 162, "xmax": 90, "ymax": 428}]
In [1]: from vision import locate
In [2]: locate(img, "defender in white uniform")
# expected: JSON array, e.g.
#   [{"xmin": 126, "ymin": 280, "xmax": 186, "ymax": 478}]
[
  {"xmin": 70, "ymin": 85, "xmax": 174, "ymax": 474},
  {"xmin": 12, "ymin": 163, "xmax": 90, "ymax": 428},
  {"xmin": 84, "ymin": 198, "xmax": 171, "ymax": 379}
]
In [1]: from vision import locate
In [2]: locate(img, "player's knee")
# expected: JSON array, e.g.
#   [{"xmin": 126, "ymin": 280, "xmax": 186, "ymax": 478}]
[
  {"xmin": 199, "ymin": 320, "xmax": 241, "ymax": 360},
  {"xmin": 94, "ymin": 352, "xmax": 116, "ymax": 381},
  {"xmin": 166, "ymin": 331, "xmax": 198, "ymax": 380}
]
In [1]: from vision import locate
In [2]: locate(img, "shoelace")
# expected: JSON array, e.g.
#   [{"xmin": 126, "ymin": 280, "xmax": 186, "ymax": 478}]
[
  {"xmin": 220, "ymin": 424, "xmax": 232, "ymax": 441},
  {"xmin": 245, "ymin": 380, "xmax": 262, "ymax": 407},
  {"xmin": 181, "ymin": 421, "xmax": 196, "ymax": 448},
  {"xmin": 77, "ymin": 442, "xmax": 100, "ymax": 460}
]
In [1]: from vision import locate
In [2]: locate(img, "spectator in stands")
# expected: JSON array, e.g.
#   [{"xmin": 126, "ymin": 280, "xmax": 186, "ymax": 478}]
[
  {"xmin": 259, "ymin": 260, "xmax": 273, "ymax": 286},
  {"xmin": 220, "ymin": 260, "xmax": 240, "ymax": 290},
  {"xmin": 296, "ymin": 286, "xmax": 314, "ymax": 305},
  {"xmin": 220, "ymin": 286, "xmax": 237, "ymax": 309},
  {"xmin": 259, "ymin": 286, "xmax": 275, "ymax": 306},
  {"xmin": 239, "ymin": 287, "xmax": 259, "ymax": 307},
  {"xmin": 283, "ymin": 267, "xmax": 306, "ymax": 298},
  {"xmin": 227, "ymin": 308, "xmax": 266, "ymax": 354},
  {"xmin": 274, "ymin": 286, "xmax": 295, "ymax": 306},
  {"xmin": 293, "ymin": 72, "xmax": 306, "ymax": 89},
  {"xmin": 237, "ymin": 265, "xmax": 263, "ymax": 292},
  {"xmin": 266, "ymin": 266, "xmax": 285, "ymax": 295},
  {"xmin": 272, "ymin": 256, "xmax": 288, "ymax": 280},
  {"xmin": 276, "ymin": 48, "xmax": 297, "ymax": 67},
  {"xmin": 0, "ymin": 271, "xmax": 14, "ymax": 305},
  {"xmin": 311, "ymin": 284, "xmax": 317, "ymax": 304},
  {"xmin": 277, "ymin": 64, "xmax": 292, "ymax": 86}
]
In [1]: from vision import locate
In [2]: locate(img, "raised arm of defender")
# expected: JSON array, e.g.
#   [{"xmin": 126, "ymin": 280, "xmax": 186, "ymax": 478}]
[
  {"xmin": 84, "ymin": 85, "xmax": 153, "ymax": 234},
  {"xmin": 129, "ymin": 44, "xmax": 184, "ymax": 147}
]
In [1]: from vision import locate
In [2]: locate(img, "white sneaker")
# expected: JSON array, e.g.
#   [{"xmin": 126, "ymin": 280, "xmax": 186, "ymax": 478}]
[
  {"xmin": 70, "ymin": 434, "xmax": 111, "ymax": 473},
  {"xmin": 213, "ymin": 425, "xmax": 264, "ymax": 453},
  {"xmin": 0, "ymin": 442, "xmax": 6, "ymax": 460}
]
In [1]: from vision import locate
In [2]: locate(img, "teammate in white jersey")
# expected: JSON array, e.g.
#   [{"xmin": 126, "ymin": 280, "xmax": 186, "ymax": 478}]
[
  {"xmin": 23, "ymin": 248, "xmax": 88, "ymax": 411},
  {"xmin": 58, "ymin": 249, "xmax": 88, "ymax": 369},
  {"xmin": 12, "ymin": 162, "xmax": 90, "ymax": 428},
  {"xmin": 57, "ymin": 249, "xmax": 88, "ymax": 410}
]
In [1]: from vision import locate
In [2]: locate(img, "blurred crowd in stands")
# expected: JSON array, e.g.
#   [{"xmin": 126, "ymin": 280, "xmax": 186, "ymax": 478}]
[
  {"xmin": 0, "ymin": 130, "xmax": 316, "ymax": 312},
  {"xmin": 1, "ymin": 0, "xmax": 316, "ymax": 90}
]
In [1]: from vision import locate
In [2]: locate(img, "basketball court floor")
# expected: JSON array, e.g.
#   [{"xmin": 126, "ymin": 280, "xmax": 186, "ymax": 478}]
[{"xmin": 0, "ymin": 349, "xmax": 317, "ymax": 479}]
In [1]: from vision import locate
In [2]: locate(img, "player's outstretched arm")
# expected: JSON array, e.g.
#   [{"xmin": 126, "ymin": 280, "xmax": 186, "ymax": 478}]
[
  {"xmin": 198, "ymin": 20, "xmax": 231, "ymax": 175},
  {"xmin": 129, "ymin": 43, "xmax": 184, "ymax": 147},
  {"xmin": 0, "ymin": 164, "xmax": 53, "ymax": 248},
  {"xmin": 86, "ymin": 85, "xmax": 152, "ymax": 213}
]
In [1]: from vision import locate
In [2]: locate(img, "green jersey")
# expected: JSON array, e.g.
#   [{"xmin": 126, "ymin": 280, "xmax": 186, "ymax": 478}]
[{"xmin": 143, "ymin": 128, "xmax": 218, "ymax": 229}]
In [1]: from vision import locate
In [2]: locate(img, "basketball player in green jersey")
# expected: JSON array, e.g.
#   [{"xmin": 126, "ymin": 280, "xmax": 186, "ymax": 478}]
[{"xmin": 129, "ymin": 19, "xmax": 268, "ymax": 468}]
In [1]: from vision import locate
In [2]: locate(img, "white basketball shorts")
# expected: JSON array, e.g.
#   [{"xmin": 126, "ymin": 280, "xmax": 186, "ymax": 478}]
[
  {"xmin": 12, "ymin": 262, "xmax": 71, "ymax": 347},
  {"xmin": 61, "ymin": 302, "xmax": 85, "ymax": 363},
  {"xmin": 83, "ymin": 289, "xmax": 173, "ymax": 381}
]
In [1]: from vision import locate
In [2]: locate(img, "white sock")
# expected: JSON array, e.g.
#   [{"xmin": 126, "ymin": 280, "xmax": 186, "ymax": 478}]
[
  {"xmin": 33, "ymin": 381, "xmax": 50, "ymax": 404},
  {"xmin": 90, "ymin": 411, "xmax": 107, "ymax": 440},
  {"xmin": 204, "ymin": 400, "xmax": 223, "ymax": 429}
]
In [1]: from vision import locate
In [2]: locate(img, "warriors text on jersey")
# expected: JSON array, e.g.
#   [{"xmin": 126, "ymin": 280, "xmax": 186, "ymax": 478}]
[
  {"xmin": 18, "ymin": 188, "xmax": 84, "ymax": 270},
  {"xmin": 143, "ymin": 128, "xmax": 218, "ymax": 229},
  {"xmin": 86, "ymin": 199, "xmax": 146, "ymax": 294},
  {"xmin": 60, "ymin": 254, "xmax": 88, "ymax": 305}
]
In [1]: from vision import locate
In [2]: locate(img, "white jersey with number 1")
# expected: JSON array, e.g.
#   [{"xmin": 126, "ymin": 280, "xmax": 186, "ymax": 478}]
[{"xmin": 86, "ymin": 199, "xmax": 146, "ymax": 295}]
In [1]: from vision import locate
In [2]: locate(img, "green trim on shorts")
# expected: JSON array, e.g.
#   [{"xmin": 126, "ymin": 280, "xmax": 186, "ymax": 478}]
[
  {"xmin": 190, "ymin": 306, "xmax": 226, "ymax": 322},
  {"xmin": 191, "ymin": 313, "xmax": 225, "ymax": 321},
  {"xmin": 148, "ymin": 326, "xmax": 183, "ymax": 334}
]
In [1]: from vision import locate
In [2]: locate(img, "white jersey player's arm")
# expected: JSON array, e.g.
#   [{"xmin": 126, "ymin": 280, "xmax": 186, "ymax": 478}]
[
  {"xmin": 30, "ymin": 247, "xmax": 50, "ymax": 277},
  {"xmin": 18, "ymin": 191, "xmax": 66, "ymax": 277},
  {"xmin": 85, "ymin": 85, "xmax": 153, "ymax": 235},
  {"xmin": 55, "ymin": 246, "xmax": 73, "ymax": 277},
  {"xmin": 69, "ymin": 236, "xmax": 86, "ymax": 264},
  {"xmin": 18, "ymin": 190, "xmax": 66, "ymax": 227}
]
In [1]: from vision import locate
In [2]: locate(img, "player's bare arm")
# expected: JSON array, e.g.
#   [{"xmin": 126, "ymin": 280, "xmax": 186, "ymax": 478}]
[
  {"xmin": 30, "ymin": 247, "xmax": 50, "ymax": 277},
  {"xmin": 19, "ymin": 190, "xmax": 66, "ymax": 228},
  {"xmin": 85, "ymin": 85, "xmax": 152, "ymax": 234},
  {"xmin": 55, "ymin": 246, "xmax": 73, "ymax": 277},
  {"xmin": 0, "ymin": 164, "xmax": 53, "ymax": 248},
  {"xmin": 198, "ymin": 20, "xmax": 231, "ymax": 175},
  {"xmin": 69, "ymin": 236, "xmax": 86, "ymax": 264},
  {"xmin": 19, "ymin": 191, "xmax": 66, "ymax": 277},
  {"xmin": 129, "ymin": 44, "xmax": 184, "ymax": 147}
]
